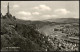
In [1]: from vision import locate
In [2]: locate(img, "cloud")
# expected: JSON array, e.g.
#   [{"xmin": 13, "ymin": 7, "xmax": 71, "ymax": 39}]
[
  {"xmin": 17, "ymin": 14, "xmax": 58, "ymax": 21},
  {"xmin": 19, "ymin": 17, "xmax": 27, "ymax": 20},
  {"xmin": 33, "ymin": 5, "xmax": 51, "ymax": 11},
  {"xmin": 32, "ymin": 12, "xmax": 40, "ymax": 15},
  {"xmin": 51, "ymin": 15, "xmax": 58, "ymax": 17},
  {"xmin": 42, "ymin": 14, "xmax": 58, "ymax": 19},
  {"xmin": 42, "ymin": 15, "xmax": 58, "ymax": 17},
  {"xmin": 13, "ymin": 5, "xmax": 19, "ymax": 8},
  {"xmin": 20, "ymin": 16, "xmax": 37, "ymax": 21},
  {"xmin": 42, "ymin": 15, "xmax": 51, "ymax": 17},
  {"xmin": 18, "ymin": 11, "xmax": 31, "ymax": 16},
  {"xmin": 54, "ymin": 9, "xmax": 70, "ymax": 15}
]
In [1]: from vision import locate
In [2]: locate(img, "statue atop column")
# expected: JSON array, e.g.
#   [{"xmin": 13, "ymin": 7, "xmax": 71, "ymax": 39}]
[
  {"xmin": 7, "ymin": 2, "xmax": 9, "ymax": 14},
  {"xmin": 2, "ymin": 2, "xmax": 16, "ymax": 20},
  {"xmin": 6, "ymin": 2, "xmax": 12, "ymax": 17}
]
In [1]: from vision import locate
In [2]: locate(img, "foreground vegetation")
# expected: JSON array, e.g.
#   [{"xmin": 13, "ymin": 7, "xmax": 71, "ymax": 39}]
[{"xmin": 1, "ymin": 15, "xmax": 79, "ymax": 51}]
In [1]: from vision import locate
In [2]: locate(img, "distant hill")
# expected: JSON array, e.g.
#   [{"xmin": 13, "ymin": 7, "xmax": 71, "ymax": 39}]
[{"xmin": 45, "ymin": 18, "xmax": 79, "ymax": 23}]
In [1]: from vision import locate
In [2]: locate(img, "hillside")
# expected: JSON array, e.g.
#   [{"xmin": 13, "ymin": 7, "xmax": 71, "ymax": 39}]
[
  {"xmin": 1, "ymin": 16, "xmax": 58, "ymax": 51},
  {"xmin": 1, "ymin": 15, "xmax": 79, "ymax": 51},
  {"xmin": 45, "ymin": 18, "xmax": 79, "ymax": 23}
]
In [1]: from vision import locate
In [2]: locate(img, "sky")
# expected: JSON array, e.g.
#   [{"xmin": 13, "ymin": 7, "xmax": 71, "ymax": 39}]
[{"xmin": 1, "ymin": 1, "xmax": 79, "ymax": 21}]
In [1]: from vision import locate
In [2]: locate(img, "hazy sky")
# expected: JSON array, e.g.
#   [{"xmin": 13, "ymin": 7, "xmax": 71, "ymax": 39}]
[{"xmin": 1, "ymin": 1, "xmax": 79, "ymax": 20}]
